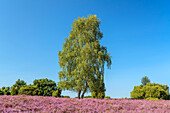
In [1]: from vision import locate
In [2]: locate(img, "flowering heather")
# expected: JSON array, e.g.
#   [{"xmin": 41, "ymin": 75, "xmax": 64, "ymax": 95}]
[{"xmin": 0, "ymin": 95, "xmax": 169, "ymax": 113}]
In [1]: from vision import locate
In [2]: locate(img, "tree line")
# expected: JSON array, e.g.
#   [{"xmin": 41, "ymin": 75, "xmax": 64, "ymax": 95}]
[{"xmin": 0, "ymin": 78, "xmax": 61, "ymax": 97}]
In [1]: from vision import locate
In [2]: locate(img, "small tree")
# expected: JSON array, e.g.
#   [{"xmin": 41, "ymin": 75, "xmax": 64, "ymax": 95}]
[
  {"xmin": 33, "ymin": 78, "xmax": 61, "ymax": 96},
  {"xmin": 141, "ymin": 76, "xmax": 150, "ymax": 86},
  {"xmin": 131, "ymin": 83, "xmax": 169, "ymax": 100},
  {"xmin": 0, "ymin": 87, "xmax": 10, "ymax": 95},
  {"xmin": 11, "ymin": 79, "xmax": 27, "ymax": 95}
]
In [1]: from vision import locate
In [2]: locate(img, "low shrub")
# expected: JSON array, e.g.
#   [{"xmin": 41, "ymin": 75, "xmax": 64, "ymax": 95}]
[
  {"xmin": 104, "ymin": 96, "xmax": 110, "ymax": 99},
  {"xmin": 84, "ymin": 96, "xmax": 92, "ymax": 98},
  {"xmin": 0, "ymin": 90, "xmax": 3, "ymax": 95},
  {"xmin": 61, "ymin": 96, "xmax": 70, "ymax": 98},
  {"xmin": 52, "ymin": 90, "xmax": 61, "ymax": 97},
  {"xmin": 146, "ymin": 97, "xmax": 159, "ymax": 101}
]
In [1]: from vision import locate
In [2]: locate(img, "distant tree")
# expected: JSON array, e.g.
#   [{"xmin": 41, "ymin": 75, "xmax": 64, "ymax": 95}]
[
  {"xmin": 33, "ymin": 78, "xmax": 61, "ymax": 96},
  {"xmin": 131, "ymin": 83, "xmax": 169, "ymax": 100},
  {"xmin": 58, "ymin": 15, "xmax": 111, "ymax": 99},
  {"xmin": 141, "ymin": 76, "xmax": 150, "ymax": 86},
  {"xmin": 11, "ymin": 79, "xmax": 26, "ymax": 95},
  {"xmin": 0, "ymin": 87, "xmax": 10, "ymax": 95},
  {"xmin": 18, "ymin": 85, "xmax": 37, "ymax": 96}
]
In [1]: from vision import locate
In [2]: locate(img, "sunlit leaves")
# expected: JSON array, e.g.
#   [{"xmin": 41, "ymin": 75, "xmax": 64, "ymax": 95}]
[{"xmin": 58, "ymin": 15, "xmax": 111, "ymax": 98}]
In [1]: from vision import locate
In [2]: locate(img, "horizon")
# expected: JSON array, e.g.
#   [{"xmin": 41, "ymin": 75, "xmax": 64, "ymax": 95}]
[{"xmin": 0, "ymin": 0, "xmax": 170, "ymax": 98}]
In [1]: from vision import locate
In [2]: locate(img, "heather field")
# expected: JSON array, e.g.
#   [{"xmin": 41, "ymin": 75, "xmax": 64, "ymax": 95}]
[{"xmin": 0, "ymin": 95, "xmax": 170, "ymax": 113}]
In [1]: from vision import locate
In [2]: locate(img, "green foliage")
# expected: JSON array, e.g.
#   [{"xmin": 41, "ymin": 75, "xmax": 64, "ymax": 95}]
[
  {"xmin": 58, "ymin": 15, "xmax": 111, "ymax": 99},
  {"xmin": 0, "ymin": 87, "xmax": 10, "ymax": 95},
  {"xmin": 141, "ymin": 76, "xmax": 150, "ymax": 86},
  {"xmin": 146, "ymin": 97, "xmax": 159, "ymax": 101},
  {"xmin": 131, "ymin": 85, "xmax": 145, "ymax": 99},
  {"xmin": 131, "ymin": 83, "xmax": 169, "ymax": 100},
  {"xmin": 11, "ymin": 86, "xmax": 18, "ymax": 95},
  {"xmin": 91, "ymin": 91, "xmax": 105, "ymax": 99},
  {"xmin": 104, "ymin": 96, "xmax": 111, "ymax": 99},
  {"xmin": 33, "ymin": 78, "xmax": 61, "ymax": 96},
  {"xmin": 18, "ymin": 85, "xmax": 37, "ymax": 96},
  {"xmin": 52, "ymin": 89, "xmax": 62, "ymax": 97},
  {"xmin": 0, "ymin": 90, "xmax": 3, "ymax": 95},
  {"xmin": 11, "ymin": 79, "xmax": 26, "ymax": 95},
  {"xmin": 84, "ymin": 96, "xmax": 92, "ymax": 98},
  {"xmin": 61, "ymin": 96, "xmax": 70, "ymax": 98},
  {"xmin": 0, "ymin": 78, "xmax": 61, "ymax": 97}
]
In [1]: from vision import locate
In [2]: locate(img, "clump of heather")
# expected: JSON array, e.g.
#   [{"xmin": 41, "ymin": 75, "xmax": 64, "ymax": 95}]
[{"xmin": 0, "ymin": 95, "xmax": 170, "ymax": 113}]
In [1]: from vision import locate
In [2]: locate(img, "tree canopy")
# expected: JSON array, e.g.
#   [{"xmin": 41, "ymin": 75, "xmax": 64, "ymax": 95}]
[
  {"xmin": 11, "ymin": 79, "xmax": 27, "ymax": 95},
  {"xmin": 141, "ymin": 76, "xmax": 150, "ymax": 86},
  {"xmin": 33, "ymin": 78, "xmax": 61, "ymax": 96},
  {"xmin": 131, "ymin": 83, "xmax": 169, "ymax": 100},
  {"xmin": 58, "ymin": 15, "xmax": 111, "ymax": 99}
]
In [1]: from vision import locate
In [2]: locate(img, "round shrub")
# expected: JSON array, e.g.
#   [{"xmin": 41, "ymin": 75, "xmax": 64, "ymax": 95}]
[{"xmin": 131, "ymin": 83, "xmax": 169, "ymax": 100}]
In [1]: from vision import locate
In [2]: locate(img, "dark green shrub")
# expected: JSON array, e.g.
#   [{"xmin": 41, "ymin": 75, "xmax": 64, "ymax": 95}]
[
  {"xmin": 104, "ymin": 96, "xmax": 110, "ymax": 99},
  {"xmin": 0, "ymin": 87, "xmax": 10, "ymax": 95},
  {"xmin": 0, "ymin": 90, "xmax": 3, "ymax": 95},
  {"xmin": 52, "ymin": 89, "xmax": 62, "ymax": 97},
  {"xmin": 33, "ymin": 78, "xmax": 61, "ymax": 96},
  {"xmin": 11, "ymin": 79, "xmax": 27, "ymax": 95},
  {"xmin": 61, "ymin": 96, "xmax": 70, "ymax": 98},
  {"xmin": 18, "ymin": 85, "xmax": 37, "ymax": 96},
  {"xmin": 91, "ymin": 91, "xmax": 105, "ymax": 99},
  {"xmin": 84, "ymin": 96, "xmax": 92, "ymax": 98}
]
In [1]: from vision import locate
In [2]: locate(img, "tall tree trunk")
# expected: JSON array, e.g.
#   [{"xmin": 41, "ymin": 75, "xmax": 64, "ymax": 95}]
[
  {"xmin": 78, "ymin": 90, "xmax": 81, "ymax": 99},
  {"xmin": 81, "ymin": 82, "xmax": 88, "ymax": 99}
]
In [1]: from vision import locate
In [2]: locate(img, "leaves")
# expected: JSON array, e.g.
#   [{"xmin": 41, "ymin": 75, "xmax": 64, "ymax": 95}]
[{"xmin": 58, "ymin": 15, "xmax": 112, "ymax": 98}]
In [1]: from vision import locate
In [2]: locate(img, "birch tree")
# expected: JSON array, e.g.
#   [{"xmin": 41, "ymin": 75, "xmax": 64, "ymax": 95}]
[{"xmin": 58, "ymin": 15, "xmax": 111, "ymax": 99}]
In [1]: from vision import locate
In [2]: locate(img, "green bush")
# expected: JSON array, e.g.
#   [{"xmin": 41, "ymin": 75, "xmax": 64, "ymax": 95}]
[
  {"xmin": 18, "ymin": 85, "xmax": 37, "ymax": 96},
  {"xmin": 0, "ymin": 90, "xmax": 3, "ymax": 95},
  {"xmin": 11, "ymin": 79, "xmax": 26, "ymax": 95},
  {"xmin": 131, "ymin": 85, "xmax": 145, "ymax": 99},
  {"xmin": 52, "ymin": 90, "xmax": 61, "ymax": 97},
  {"xmin": 33, "ymin": 78, "xmax": 61, "ymax": 96},
  {"xmin": 84, "ymin": 96, "xmax": 92, "ymax": 98},
  {"xmin": 61, "ymin": 96, "xmax": 70, "ymax": 98},
  {"xmin": 131, "ymin": 83, "xmax": 169, "ymax": 100},
  {"xmin": 146, "ymin": 97, "xmax": 159, "ymax": 101},
  {"xmin": 0, "ymin": 87, "xmax": 10, "ymax": 95},
  {"xmin": 104, "ymin": 96, "xmax": 110, "ymax": 99},
  {"xmin": 91, "ymin": 91, "xmax": 105, "ymax": 99},
  {"xmin": 11, "ymin": 86, "xmax": 19, "ymax": 95}
]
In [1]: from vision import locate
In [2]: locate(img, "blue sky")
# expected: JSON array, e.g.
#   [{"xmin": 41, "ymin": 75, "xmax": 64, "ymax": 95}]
[{"xmin": 0, "ymin": 0, "xmax": 170, "ymax": 98}]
